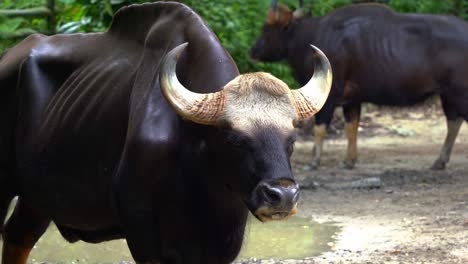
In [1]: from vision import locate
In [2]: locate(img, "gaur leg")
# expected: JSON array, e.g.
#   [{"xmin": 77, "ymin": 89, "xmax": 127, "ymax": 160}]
[
  {"xmin": 342, "ymin": 103, "xmax": 361, "ymax": 169},
  {"xmin": 2, "ymin": 198, "xmax": 50, "ymax": 264},
  {"xmin": 431, "ymin": 95, "xmax": 464, "ymax": 170},
  {"xmin": 311, "ymin": 124, "xmax": 327, "ymax": 169},
  {"xmin": 117, "ymin": 156, "xmax": 185, "ymax": 264},
  {"xmin": 311, "ymin": 102, "xmax": 336, "ymax": 169},
  {"xmin": 116, "ymin": 140, "xmax": 178, "ymax": 263},
  {"xmin": 431, "ymin": 117, "xmax": 463, "ymax": 170},
  {"xmin": 116, "ymin": 160, "xmax": 162, "ymax": 262}
]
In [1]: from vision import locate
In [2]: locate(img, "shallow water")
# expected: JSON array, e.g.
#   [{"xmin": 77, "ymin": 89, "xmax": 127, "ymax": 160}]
[
  {"xmin": 1, "ymin": 203, "xmax": 338, "ymax": 263},
  {"xmin": 238, "ymin": 216, "xmax": 339, "ymax": 260}
]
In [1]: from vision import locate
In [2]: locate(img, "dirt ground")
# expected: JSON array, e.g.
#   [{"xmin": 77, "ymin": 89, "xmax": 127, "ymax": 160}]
[{"xmin": 260, "ymin": 103, "xmax": 468, "ymax": 264}]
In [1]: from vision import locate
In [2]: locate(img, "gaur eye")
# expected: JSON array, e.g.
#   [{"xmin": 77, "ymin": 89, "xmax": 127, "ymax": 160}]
[{"xmin": 227, "ymin": 132, "xmax": 250, "ymax": 149}]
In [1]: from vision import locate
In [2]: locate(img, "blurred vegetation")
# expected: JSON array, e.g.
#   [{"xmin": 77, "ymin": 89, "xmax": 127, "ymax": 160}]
[
  {"xmin": 0, "ymin": 0, "xmax": 47, "ymax": 51},
  {"xmin": 0, "ymin": 0, "xmax": 467, "ymax": 87}
]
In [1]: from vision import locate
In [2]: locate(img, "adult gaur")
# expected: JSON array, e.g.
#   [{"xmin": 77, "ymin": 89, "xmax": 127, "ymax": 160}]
[
  {"xmin": 250, "ymin": 0, "xmax": 468, "ymax": 169},
  {"xmin": 0, "ymin": 2, "xmax": 331, "ymax": 263}
]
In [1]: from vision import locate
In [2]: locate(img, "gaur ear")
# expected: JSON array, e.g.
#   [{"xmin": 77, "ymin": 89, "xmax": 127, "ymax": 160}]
[{"xmin": 267, "ymin": 4, "xmax": 293, "ymax": 27}]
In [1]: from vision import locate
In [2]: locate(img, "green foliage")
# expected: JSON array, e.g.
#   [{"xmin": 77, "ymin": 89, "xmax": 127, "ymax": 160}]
[
  {"xmin": 0, "ymin": 0, "xmax": 48, "ymax": 51},
  {"xmin": 310, "ymin": 0, "xmax": 352, "ymax": 16},
  {"xmin": 388, "ymin": 0, "xmax": 453, "ymax": 14},
  {"xmin": 387, "ymin": 0, "xmax": 419, "ymax": 11},
  {"xmin": 1, "ymin": 0, "xmax": 467, "ymax": 86},
  {"xmin": 56, "ymin": 0, "xmax": 142, "ymax": 32},
  {"xmin": 0, "ymin": 0, "xmax": 44, "ymax": 9}
]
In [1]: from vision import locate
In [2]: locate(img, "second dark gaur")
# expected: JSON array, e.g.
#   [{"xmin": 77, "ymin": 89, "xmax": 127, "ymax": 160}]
[{"xmin": 250, "ymin": 1, "xmax": 468, "ymax": 170}]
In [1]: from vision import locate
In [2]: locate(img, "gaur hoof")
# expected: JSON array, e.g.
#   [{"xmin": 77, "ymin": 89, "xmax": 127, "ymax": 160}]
[
  {"xmin": 431, "ymin": 159, "xmax": 446, "ymax": 170},
  {"xmin": 340, "ymin": 160, "xmax": 355, "ymax": 170}
]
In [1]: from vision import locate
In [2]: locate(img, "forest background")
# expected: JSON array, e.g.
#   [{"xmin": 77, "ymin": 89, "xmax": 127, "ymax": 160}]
[{"xmin": 0, "ymin": 0, "xmax": 466, "ymax": 87}]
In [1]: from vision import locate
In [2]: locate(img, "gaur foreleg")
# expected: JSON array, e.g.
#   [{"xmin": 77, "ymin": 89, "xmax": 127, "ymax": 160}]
[
  {"xmin": 342, "ymin": 103, "xmax": 361, "ymax": 169},
  {"xmin": 431, "ymin": 93, "xmax": 468, "ymax": 170},
  {"xmin": 431, "ymin": 117, "xmax": 463, "ymax": 170},
  {"xmin": 432, "ymin": 94, "xmax": 465, "ymax": 170},
  {"xmin": 311, "ymin": 102, "xmax": 335, "ymax": 169},
  {"xmin": 2, "ymin": 199, "xmax": 50, "ymax": 264}
]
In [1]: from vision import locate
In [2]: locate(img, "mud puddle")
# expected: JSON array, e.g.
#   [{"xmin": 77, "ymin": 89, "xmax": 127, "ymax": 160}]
[{"xmin": 1, "ymin": 202, "xmax": 339, "ymax": 263}]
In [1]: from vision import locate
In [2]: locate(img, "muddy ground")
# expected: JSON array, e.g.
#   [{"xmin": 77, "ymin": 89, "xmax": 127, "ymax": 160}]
[{"xmin": 236, "ymin": 103, "xmax": 468, "ymax": 264}]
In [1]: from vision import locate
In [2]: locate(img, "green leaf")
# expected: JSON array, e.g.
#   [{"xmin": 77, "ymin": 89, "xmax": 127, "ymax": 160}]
[
  {"xmin": 111, "ymin": 0, "xmax": 127, "ymax": 4},
  {"xmin": 57, "ymin": 21, "xmax": 82, "ymax": 33},
  {"xmin": 104, "ymin": 0, "xmax": 114, "ymax": 16}
]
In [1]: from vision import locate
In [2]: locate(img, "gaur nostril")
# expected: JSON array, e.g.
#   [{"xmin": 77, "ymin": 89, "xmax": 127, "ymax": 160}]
[
  {"xmin": 262, "ymin": 187, "xmax": 282, "ymax": 206},
  {"xmin": 255, "ymin": 181, "xmax": 300, "ymax": 210}
]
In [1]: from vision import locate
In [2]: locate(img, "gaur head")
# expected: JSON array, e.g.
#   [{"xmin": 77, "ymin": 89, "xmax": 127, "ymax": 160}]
[
  {"xmin": 250, "ymin": 0, "xmax": 305, "ymax": 62},
  {"xmin": 159, "ymin": 42, "xmax": 331, "ymax": 222}
]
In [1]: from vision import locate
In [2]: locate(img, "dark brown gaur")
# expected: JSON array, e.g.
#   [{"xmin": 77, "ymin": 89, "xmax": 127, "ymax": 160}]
[
  {"xmin": 0, "ymin": 2, "xmax": 332, "ymax": 264},
  {"xmin": 250, "ymin": 0, "xmax": 468, "ymax": 170}
]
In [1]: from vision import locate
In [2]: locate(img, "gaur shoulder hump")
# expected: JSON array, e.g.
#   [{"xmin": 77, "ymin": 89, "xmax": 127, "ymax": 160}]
[{"xmin": 110, "ymin": 1, "xmax": 199, "ymax": 31}]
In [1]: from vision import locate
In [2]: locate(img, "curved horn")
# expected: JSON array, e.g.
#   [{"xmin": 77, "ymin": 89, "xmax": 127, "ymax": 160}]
[
  {"xmin": 159, "ymin": 43, "xmax": 226, "ymax": 125},
  {"xmin": 290, "ymin": 45, "xmax": 332, "ymax": 120},
  {"xmin": 271, "ymin": 0, "xmax": 278, "ymax": 10}
]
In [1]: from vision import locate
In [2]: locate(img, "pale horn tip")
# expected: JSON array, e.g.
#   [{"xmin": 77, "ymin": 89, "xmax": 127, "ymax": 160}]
[
  {"xmin": 169, "ymin": 42, "xmax": 189, "ymax": 58},
  {"xmin": 290, "ymin": 44, "xmax": 332, "ymax": 121}
]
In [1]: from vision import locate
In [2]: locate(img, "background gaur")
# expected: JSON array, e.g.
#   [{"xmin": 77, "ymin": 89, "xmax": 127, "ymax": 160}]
[{"xmin": 250, "ymin": 0, "xmax": 468, "ymax": 170}]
